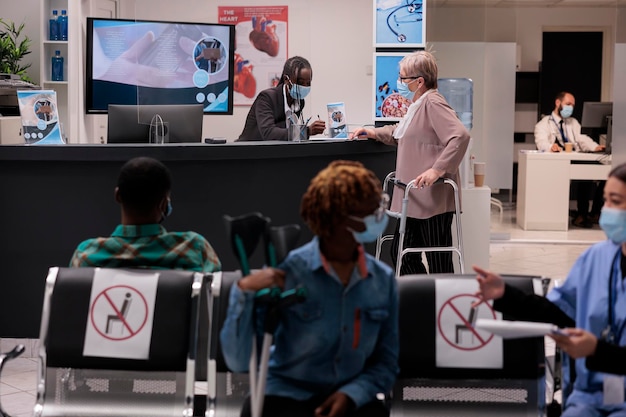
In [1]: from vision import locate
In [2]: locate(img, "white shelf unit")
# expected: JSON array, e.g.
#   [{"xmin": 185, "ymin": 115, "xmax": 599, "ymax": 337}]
[{"xmin": 40, "ymin": 0, "xmax": 78, "ymax": 142}]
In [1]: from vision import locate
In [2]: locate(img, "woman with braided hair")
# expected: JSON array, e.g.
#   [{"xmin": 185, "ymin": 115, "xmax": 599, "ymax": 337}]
[
  {"xmin": 221, "ymin": 160, "xmax": 399, "ymax": 417},
  {"xmin": 237, "ymin": 55, "xmax": 326, "ymax": 141}
]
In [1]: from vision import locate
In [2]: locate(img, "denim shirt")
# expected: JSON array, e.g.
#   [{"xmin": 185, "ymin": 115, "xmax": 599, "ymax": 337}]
[{"xmin": 219, "ymin": 237, "xmax": 399, "ymax": 408}]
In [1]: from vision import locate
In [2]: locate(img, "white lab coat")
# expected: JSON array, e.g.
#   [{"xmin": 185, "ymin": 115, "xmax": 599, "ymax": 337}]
[{"xmin": 534, "ymin": 111, "xmax": 599, "ymax": 152}]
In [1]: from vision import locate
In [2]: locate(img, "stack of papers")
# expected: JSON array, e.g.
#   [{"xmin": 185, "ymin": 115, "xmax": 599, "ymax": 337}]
[{"xmin": 475, "ymin": 319, "xmax": 565, "ymax": 339}]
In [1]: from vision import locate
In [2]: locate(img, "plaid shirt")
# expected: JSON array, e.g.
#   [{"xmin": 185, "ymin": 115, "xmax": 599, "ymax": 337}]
[{"xmin": 69, "ymin": 224, "xmax": 221, "ymax": 273}]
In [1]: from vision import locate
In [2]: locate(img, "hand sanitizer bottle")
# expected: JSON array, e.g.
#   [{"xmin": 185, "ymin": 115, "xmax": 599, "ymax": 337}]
[
  {"xmin": 49, "ymin": 10, "xmax": 59, "ymax": 40},
  {"xmin": 58, "ymin": 10, "xmax": 68, "ymax": 41},
  {"xmin": 51, "ymin": 50, "xmax": 64, "ymax": 81}
]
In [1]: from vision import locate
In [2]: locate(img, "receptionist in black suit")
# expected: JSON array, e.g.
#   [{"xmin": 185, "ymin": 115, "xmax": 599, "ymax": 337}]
[{"xmin": 237, "ymin": 56, "xmax": 326, "ymax": 141}]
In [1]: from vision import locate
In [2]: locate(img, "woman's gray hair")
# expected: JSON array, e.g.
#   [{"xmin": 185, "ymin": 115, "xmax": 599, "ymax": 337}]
[{"xmin": 399, "ymin": 50, "xmax": 438, "ymax": 89}]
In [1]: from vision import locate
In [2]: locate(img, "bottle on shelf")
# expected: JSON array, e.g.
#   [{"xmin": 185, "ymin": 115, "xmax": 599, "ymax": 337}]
[
  {"xmin": 49, "ymin": 9, "xmax": 59, "ymax": 41},
  {"xmin": 51, "ymin": 50, "xmax": 64, "ymax": 81},
  {"xmin": 58, "ymin": 10, "xmax": 68, "ymax": 41}
]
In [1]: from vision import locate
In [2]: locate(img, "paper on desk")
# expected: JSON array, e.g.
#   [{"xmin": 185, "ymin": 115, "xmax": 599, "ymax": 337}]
[
  {"xmin": 475, "ymin": 318, "xmax": 561, "ymax": 339},
  {"xmin": 308, "ymin": 137, "xmax": 347, "ymax": 141}
]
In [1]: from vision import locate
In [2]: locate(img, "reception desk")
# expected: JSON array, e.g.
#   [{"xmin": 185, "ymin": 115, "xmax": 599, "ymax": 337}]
[
  {"xmin": 0, "ymin": 141, "xmax": 397, "ymax": 337},
  {"xmin": 516, "ymin": 151, "xmax": 611, "ymax": 231}
]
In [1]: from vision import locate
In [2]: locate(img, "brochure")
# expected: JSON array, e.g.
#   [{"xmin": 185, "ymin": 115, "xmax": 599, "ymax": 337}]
[
  {"xmin": 16, "ymin": 89, "xmax": 65, "ymax": 145},
  {"xmin": 327, "ymin": 102, "xmax": 348, "ymax": 139}
]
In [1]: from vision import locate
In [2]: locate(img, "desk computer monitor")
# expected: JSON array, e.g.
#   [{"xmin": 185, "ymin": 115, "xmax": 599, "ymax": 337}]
[
  {"xmin": 581, "ymin": 102, "xmax": 613, "ymax": 153},
  {"xmin": 107, "ymin": 104, "xmax": 203, "ymax": 144}
]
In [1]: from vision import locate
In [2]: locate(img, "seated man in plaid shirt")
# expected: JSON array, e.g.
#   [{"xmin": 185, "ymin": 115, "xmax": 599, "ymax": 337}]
[{"xmin": 70, "ymin": 156, "xmax": 221, "ymax": 273}]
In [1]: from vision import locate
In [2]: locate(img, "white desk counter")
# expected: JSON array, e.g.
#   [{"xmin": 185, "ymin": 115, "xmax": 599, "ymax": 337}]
[{"xmin": 516, "ymin": 151, "xmax": 611, "ymax": 231}]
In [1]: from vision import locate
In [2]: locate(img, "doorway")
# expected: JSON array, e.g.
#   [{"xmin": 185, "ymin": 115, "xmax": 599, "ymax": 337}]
[{"xmin": 540, "ymin": 31, "xmax": 603, "ymax": 121}]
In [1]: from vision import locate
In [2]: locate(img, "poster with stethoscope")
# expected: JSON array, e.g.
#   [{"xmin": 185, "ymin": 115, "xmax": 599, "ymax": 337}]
[
  {"xmin": 373, "ymin": 52, "xmax": 411, "ymax": 122},
  {"xmin": 374, "ymin": 0, "xmax": 426, "ymax": 48},
  {"xmin": 218, "ymin": 6, "xmax": 288, "ymax": 106}
]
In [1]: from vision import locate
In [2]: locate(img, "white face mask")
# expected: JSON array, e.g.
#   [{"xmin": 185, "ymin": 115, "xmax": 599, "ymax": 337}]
[{"xmin": 560, "ymin": 105, "xmax": 574, "ymax": 119}]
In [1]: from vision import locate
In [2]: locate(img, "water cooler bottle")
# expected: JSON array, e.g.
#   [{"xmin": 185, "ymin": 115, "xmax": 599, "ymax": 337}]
[{"xmin": 438, "ymin": 78, "xmax": 473, "ymax": 188}]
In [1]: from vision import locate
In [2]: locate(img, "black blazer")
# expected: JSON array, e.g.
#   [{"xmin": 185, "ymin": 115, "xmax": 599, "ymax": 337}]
[{"xmin": 237, "ymin": 85, "xmax": 305, "ymax": 141}]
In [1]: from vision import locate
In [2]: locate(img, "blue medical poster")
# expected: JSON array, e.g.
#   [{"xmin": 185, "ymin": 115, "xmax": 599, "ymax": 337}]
[
  {"xmin": 16, "ymin": 90, "xmax": 65, "ymax": 145},
  {"xmin": 374, "ymin": 53, "xmax": 411, "ymax": 121},
  {"xmin": 374, "ymin": 0, "xmax": 426, "ymax": 48}
]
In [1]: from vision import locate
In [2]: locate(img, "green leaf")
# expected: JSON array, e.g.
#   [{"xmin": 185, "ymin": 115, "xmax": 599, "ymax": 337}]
[{"xmin": 0, "ymin": 18, "xmax": 32, "ymax": 81}]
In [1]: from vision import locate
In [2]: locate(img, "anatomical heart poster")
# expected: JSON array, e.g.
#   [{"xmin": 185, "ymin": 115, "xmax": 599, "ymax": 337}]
[{"xmin": 218, "ymin": 6, "xmax": 288, "ymax": 106}]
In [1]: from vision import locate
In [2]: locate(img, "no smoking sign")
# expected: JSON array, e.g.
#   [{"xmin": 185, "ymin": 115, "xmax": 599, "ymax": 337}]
[{"xmin": 437, "ymin": 294, "xmax": 496, "ymax": 351}]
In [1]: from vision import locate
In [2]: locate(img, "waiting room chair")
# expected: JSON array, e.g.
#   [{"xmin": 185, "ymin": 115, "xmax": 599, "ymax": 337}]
[
  {"xmin": 392, "ymin": 273, "xmax": 547, "ymax": 417},
  {"xmin": 26, "ymin": 266, "xmax": 211, "ymax": 417}
]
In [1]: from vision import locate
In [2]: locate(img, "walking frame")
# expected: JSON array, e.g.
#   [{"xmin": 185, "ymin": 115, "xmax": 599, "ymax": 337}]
[{"xmin": 375, "ymin": 171, "xmax": 465, "ymax": 275}]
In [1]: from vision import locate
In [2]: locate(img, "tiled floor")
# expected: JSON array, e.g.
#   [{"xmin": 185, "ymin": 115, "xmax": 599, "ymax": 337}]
[{"xmin": 0, "ymin": 200, "xmax": 607, "ymax": 415}]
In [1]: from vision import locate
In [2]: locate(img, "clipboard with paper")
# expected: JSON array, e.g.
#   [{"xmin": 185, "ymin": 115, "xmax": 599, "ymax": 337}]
[{"xmin": 475, "ymin": 318, "xmax": 568, "ymax": 339}]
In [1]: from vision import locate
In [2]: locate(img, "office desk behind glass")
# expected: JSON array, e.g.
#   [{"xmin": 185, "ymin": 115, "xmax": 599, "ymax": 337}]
[{"xmin": 516, "ymin": 151, "xmax": 611, "ymax": 231}]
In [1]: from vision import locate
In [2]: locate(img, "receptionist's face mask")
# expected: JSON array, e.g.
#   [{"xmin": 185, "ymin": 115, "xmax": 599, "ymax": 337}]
[
  {"xmin": 560, "ymin": 104, "xmax": 574, "ymax": 119},
  {"xmin": 289, "ymin": 83, "xmax": 311, "ymax": 100},
  {"xmin": 286, "ymin": 75, "xmax": 311, "ymax": 100}
]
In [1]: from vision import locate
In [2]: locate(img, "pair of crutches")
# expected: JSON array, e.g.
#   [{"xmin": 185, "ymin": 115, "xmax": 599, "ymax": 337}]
[
  {"xmin": 223, "ymin": 212, "xmax": 304, "ymax": 417},
  {"xmin": 249, "ymin": 286, "xmax": 306, "ymax": 417}
]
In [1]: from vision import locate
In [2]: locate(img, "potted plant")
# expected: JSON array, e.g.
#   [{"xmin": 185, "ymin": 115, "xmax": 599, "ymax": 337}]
[{"xmin": 0, "ymin": 18, "xmax": 33, "ymax": 82}]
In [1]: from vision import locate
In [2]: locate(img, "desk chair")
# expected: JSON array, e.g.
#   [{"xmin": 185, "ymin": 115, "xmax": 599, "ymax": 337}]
[
  {"xmin": 25, "ymin": 267, "xmax": 210, "ymax": 417},
  {"xmin": 392, "ymin": 273, "xmax": 546, "ymax": 417}
]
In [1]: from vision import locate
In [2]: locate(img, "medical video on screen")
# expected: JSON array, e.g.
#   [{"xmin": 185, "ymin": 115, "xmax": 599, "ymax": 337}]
[{"xmin": 86, "ymin": 18, "xmax": 234, "ymax": 114}]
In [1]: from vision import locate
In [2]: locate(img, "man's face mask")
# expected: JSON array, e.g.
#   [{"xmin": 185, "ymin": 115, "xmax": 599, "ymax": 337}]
[{"xmin": 560, "ymin": 104, "xmax": 574, "ymax": 119}]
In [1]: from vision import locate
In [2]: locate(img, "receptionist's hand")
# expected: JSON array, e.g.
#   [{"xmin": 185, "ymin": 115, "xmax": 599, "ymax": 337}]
[
  {"xmin": 550, "ymin": 143, "xmax": 561, "ymax": 152},
  {"xmin": 594, "ymin": 145, "xmax": 606, "ymax": 152},
  {"xmin": 308, "ymin": 120, "xmax": 326, "ymax": 136}
]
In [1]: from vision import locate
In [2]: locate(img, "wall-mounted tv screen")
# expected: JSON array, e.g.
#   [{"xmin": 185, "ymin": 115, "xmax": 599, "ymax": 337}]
[{"xmin": 86, "ymin": 18, "xmax": 235, "ymax": 114}]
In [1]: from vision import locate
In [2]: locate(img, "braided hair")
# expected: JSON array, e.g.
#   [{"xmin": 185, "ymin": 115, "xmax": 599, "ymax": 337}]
[
  {"xmin": 279, "ymin": 56, "xmax": 312, "ymax": 86},
  {"xmin": 301, "ymin": 160, "xmax": 382, "ymax": 239}
]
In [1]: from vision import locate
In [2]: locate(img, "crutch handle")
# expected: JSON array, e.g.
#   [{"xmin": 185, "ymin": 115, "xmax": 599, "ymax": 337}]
[
  {"xmin": 277, "ymin": 286, "xmax": 307, "ymax": 308},
  {"xmin": 255, "ymin": 286, "xmax": 281, "ymax": 304}
]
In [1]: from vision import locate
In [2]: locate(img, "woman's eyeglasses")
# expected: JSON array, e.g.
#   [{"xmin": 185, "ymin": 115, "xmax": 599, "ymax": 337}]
[
  {"xmin": 398, "ymin": 74, "xmax": 422, "ymax": 82},
  {"xmin": 349, "ymin": 193, "xmax": 390, "ymax": 223}
]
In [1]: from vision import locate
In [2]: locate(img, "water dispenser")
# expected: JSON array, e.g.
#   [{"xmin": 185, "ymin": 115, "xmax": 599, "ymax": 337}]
[{"xmin": 438, "ymin": 78, "xmax": 474, "ymax": 188}]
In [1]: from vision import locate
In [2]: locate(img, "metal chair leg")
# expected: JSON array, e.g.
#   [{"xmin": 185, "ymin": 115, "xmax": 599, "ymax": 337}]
[{"xmin": 0, "ymin": 345, "xmax": 26, "ymax": 417}]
